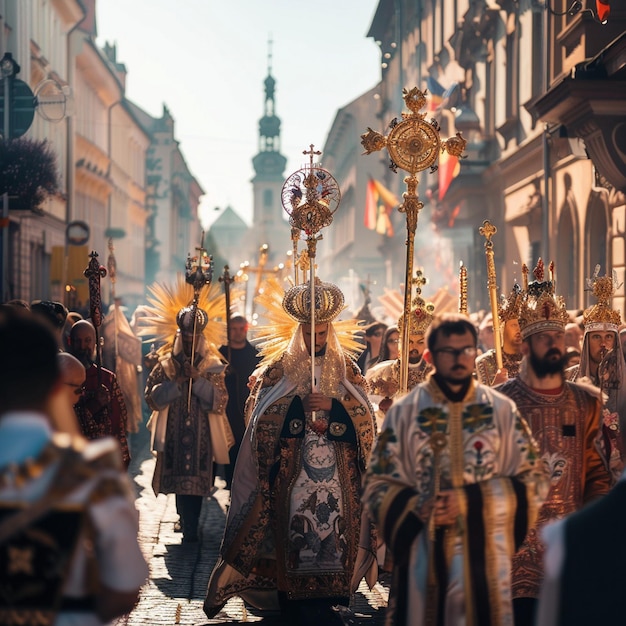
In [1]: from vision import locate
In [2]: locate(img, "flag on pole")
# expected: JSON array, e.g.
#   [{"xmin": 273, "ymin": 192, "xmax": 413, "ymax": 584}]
[
  {"xmin": 426, "ymin": 76, "xmax": 445, "ymax": 113},
  {"xmin": 438, "ymin": 150, "xmax": 461, "ymax": 201},
  {"xmin": 365, "ymin": 177, "xmax": 397, "ymax": 237}
]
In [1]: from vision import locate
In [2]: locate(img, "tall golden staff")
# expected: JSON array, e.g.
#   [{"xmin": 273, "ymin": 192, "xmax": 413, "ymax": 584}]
[
  {"xmin": 458, "ymin": 261, "xmax": 468, "ymax": 315},
  {"xmin": 361, "ymin": 87, "xmax": 467, "ymax": 394},
  {"xmin": 184, "ymin": 232, "xmax": 214, "ymax": 413},
  {"xmin": 479, "ymin": 220, "xmax": 503, "ymax": 369},
  {"xmin": 281, "ymin": 144, "xmax": 341, "ymax": 421}
]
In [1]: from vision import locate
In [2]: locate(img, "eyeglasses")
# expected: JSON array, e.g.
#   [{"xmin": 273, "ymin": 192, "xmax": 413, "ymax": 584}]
[
  {"xmin": 64, "ymin": 382, "xmax": 85, "ymax": 396},
  {"xmin": 433, "ymin": 346, "xmax": 477, "ymax": 359}
]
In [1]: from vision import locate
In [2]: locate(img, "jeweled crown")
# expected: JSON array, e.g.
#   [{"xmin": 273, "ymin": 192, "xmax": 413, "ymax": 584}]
[
  {"xmin": 583, "ymin": 266, "xmax": 622, "ymax": 330},
  {"xmin": 398, "ymin": 295, "xmax": 436, "ymax": 336},
  {"xmin": 518, "ymin": 259, "xmax": 569, "ymax": 339},
  {"xmin": 498, "ymin": 283, "xmax": 523, "ymax": 323},
  {"xmin": 282, "ymin": 277, "xmax": 345, "ymax": 324}
]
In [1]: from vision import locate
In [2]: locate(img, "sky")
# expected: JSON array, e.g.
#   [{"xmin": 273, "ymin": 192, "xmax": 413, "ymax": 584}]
[{"xmin": 96, "ymin": 0, "xmax": 382, "ymax": 230}]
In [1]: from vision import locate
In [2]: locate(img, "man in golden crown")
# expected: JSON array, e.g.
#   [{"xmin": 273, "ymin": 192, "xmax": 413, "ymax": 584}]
[
  {"xmin": 497, "ymin": 260, "xmax": 610, "ymax": 626},
  {"xmin": 142, "ymin": 280, "xmax": 230, "ymax": 545},
  {"xmin": 363, "ymin": 312, "xmax": 547, "ymax": 626},
  {"xmin": 365, "ymin": 293, "xmax": 435, "ymax": 427},
  {"xmin": 475, "ymin": 283, "xmax": 524, "ymax": 386},
  {"xmin": 204, "ymin": 278, "xmax": 377, "ymax": 625},
  {"xmin": 565, "ymin": 267, "xmax": 626, "ymax": 483}
]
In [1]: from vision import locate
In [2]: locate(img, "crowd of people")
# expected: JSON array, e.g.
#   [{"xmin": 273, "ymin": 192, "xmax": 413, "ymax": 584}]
[{"xmin": 2, "ymin": 259, "xmax": 626, "ymax": 625}]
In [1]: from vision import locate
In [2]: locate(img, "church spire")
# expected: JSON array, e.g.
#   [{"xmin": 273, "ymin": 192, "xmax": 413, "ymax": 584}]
[{"xmin": 253, "ymin": 37, "xmax": 286, "ymax": 175}]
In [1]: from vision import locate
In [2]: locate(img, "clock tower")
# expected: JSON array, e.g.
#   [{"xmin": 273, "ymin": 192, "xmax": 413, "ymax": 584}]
[{"xmin": 249, "ymin": 40, "xmax": 289, "ymax": 264}]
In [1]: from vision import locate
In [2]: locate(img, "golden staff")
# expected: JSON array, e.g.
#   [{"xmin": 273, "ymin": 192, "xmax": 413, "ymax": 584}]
[
  {"xmin": 107, "ymin": 238, "xmax": 118, "ymax": 365},
  {"xmin": 361, "ymin": 87, "xmax": 467, "ymax": 394},
  {"xmin": 184, "ymin": 232, "xmax": 213, "ymax": 413},
  {"xmin": 458, "ymin": 261, "xmax": 468, "ymax": 315},
  {"xmin": 479, "ymin": 220, "xmax": 503, "ymax": 369},
  {"xmin": 281, "ymin": 144, "xmax": 341, "ymax": 421}
]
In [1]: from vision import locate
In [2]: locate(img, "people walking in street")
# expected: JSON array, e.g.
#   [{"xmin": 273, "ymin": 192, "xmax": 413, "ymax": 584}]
[
  {"xmin": 68, "ymin": 319, "xmax": 131, "ymax": 468},
  {"xmin": 0, "ymin": 307, "xmax": 148, "ymax": 625},
  {"xmin": 565, "ymin": 267, "xmax": 626, "ymax": 482},
  {"xmin": 142, "ymin": 278, "xmax": 231, "ymax": 544},
  {"xmin": 475, "ymin": 282, "xmax": 524, "ymax": 385},
  {"xmin": 218, "ymin": 314, "xmax": 261, "ymax": 490},
  {"xmin": 363, "ymin": 312, "xmax": 546, "ymax": 626},
  {"xmin": 204, "ymin": 277, "xmax": 377, "ymax": 625},
  {"xmin": 497, "ymin": 259, "xmax": 610, "ymax": 626}
]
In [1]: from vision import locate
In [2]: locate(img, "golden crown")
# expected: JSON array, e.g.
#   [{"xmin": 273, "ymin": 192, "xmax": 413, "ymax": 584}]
[
  {"xmin": 518, "ymin": 259, "xmax": 569, "ymax": 339},
  {"xmin": 583, "ymin": 266, "xmax": 622, "ymax": 330},
  {"xmin": 398, "ymin": 295, "xmax": 436, "ymax": 336},
  {"xmin": 498, "ymin": 283, "xmax": 523, "ymax": 323},
  {"xmin": 282, "ymin": 277, "xmax": 345, "ymax": 324},
  {"xmin": 176, "ymin": 305, "xmax": 209, "ymax": 333}
]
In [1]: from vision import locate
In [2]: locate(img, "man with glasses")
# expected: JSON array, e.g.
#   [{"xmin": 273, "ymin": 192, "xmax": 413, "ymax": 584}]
[
  {"xmin": 497, "ymin": 260, "xmax": 610, "ymax": 626},
  {"xmin": 363, "ymin": 312, "xmax": 546, "ymax": 626}
]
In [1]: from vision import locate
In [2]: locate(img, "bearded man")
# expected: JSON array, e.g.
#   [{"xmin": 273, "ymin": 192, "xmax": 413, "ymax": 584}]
[
  {"xmin": 497, "ymin": 259, "xmax": 610, "ymax": 626},
  {"xmin": 69, "ymin": 319, "xmax": 130, "ymax": 468},
  {"xmin": 204, "ymin": 278, "xmax": 377, "ymax": 625}
]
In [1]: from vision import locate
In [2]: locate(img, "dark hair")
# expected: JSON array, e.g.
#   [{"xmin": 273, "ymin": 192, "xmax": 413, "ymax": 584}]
[
  {"xmin": 377, "ymin": 325, "xmax": 399, "ymax": 362},
  {"xmin": 30, "ymin": 300, "xmax": 68, "ymax": 329},
  {"xmin": 229, "ymin": 314, "xmax": 248, "ymax": 325},
  {"xmin": 426, "ymin": 313, "xmax": 478, "ymax": 353},
  {"xmin": 0, "ymin": 308, "xmax": 60, "ymax": 413},
  {"xmin": 364, "ymin": 321, "xmax": 387, "ymax": 337}
]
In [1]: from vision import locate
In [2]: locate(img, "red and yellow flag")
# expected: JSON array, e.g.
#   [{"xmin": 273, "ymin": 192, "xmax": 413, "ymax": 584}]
[{"xmin": 365, "ymin": 177, "xmax": 397, "ymax": 237}]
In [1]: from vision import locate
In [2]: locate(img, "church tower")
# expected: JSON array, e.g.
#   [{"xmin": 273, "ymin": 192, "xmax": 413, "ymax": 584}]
[{"xmin": 249, "ymin": 40, "xmax": 289, "ymax": 264}]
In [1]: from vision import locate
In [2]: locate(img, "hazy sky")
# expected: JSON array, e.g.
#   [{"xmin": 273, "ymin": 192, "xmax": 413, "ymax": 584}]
[{"xmin": 96, "ymin": 0, "xmax": 381, "ymax": 229}]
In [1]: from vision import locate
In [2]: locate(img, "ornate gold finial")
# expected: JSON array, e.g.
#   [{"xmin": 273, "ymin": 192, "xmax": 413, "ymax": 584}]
[
  {"xmin": 582, "ymin": 265, "xmax": 622, "ymax": 329},
  {"xmin": 398, "ymin": 269, "xmax": 435, "ymax": 336},
  {"xmin": 479, "ymin": 220, "xmax": 503, "ymax": 369},
  {"xmin": 522, "ymin": 264, "xmax": 529, "ymax": 291},
  {"xmin": 458, "ymin": 261, "xmax": 468, "ymax": 315},
  {"xmin": 361, "ymin": 87, "xmax": 467, "ymax": 394}
]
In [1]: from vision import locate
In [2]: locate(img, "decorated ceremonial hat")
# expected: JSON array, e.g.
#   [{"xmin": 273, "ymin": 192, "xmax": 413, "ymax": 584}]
[
  {"xmin": 518, "ymin": 259, "xmax": 569, "ymax": 339},
  {"xmin": 282, "ymin": 277, "xmax": 345, "ymax": 324},
  {"xmin": 498, "ymin": 283, "xmax": 524, "ymax": 323},
  {"xmin": 398, "ymin": 294, "xmax": 436, "ymax": 336},
  {"xmin": 176, "ymin": 305, "xmax": 209, "ymax": 333},
  {"xmin": 582, "ymin": 266, "xmax": 622, "ymax": 331}
]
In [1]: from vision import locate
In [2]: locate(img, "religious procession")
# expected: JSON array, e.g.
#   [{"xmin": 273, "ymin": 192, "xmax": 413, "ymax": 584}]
[{"xmin": 2, "ymin": 1, "xmax": 625, "ymax": 626}]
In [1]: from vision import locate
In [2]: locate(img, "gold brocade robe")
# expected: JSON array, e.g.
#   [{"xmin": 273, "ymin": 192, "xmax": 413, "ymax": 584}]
[
  {"xmin": 497, "ymin": 377, "xmax": 610, "ymax": 599},
  {"xmin": 475, "ymin": 349, "xmax": 523, "ymax": 386},
  {"xmin": 203, "ymin": 353, "xmax": 376, "ymax": 615}
]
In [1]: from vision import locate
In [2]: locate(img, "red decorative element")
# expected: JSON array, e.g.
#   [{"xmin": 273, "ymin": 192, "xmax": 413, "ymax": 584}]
[
  {"xmin": 310, "ymin": 417, "xmax": 328, "ymax": 435},
  {"xmin": 596, "ymin": 0, "xmax": 610, "ymax": 23},
  {"xmin": 542, "ymin": 301, "xmax": 552, "ymax": 319},
  {"xmin": 473, "ymin": 440, "xmax": 483, "ymax": 451},
  {"xmin": 534, "ymin": 258, "xmax": 545, "ymax": 282}
]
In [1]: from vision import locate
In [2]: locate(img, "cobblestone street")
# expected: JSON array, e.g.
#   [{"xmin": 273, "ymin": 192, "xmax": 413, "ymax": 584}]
[{"xmin": 116, "ymin": 429, "xmax": 390, "ymax": 625}]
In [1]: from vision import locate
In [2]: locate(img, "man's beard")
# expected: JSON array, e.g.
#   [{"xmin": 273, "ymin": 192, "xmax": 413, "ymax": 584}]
[
  {"xmin": 529, "ymin": 348, "xmax": 567, "ymax": 378},
  {"xmin": 408, "ymin": 350, "xmax": 421, "ymax": 364},
  {"xmin": 73, "ymin": 349, "xmax": 94, "ymax": 368}
]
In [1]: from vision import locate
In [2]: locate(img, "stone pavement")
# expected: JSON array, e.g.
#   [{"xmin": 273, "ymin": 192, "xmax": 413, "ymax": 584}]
[{"xmin": 115, "ymin": 428, "xmax": 390, "ymax": 625}]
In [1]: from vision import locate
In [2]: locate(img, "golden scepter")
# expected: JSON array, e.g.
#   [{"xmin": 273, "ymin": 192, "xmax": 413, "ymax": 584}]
[
  {"xmin": 479, "ymin": 220, "xmax": 503, "ymax": 369},
  {"xmin": 361, "ymin": 87, "xmax": 467, "ymax": 394},
  {"xmin": 281, "ymin": 144, "xmax": 341, "ymax": 421},
  {"xmin": 458, "ymin": 261, "xmax": 468, "ymax": 315},
  {"xmin": 184, "ymin": 232, "xmax": 214, "ymax": 413}
]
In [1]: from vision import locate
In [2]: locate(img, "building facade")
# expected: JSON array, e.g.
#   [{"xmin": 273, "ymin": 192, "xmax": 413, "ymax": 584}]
[
  {"xmin": 1, "ymin": 0, "xmax": 203, "ymax": 311},
  {"xmin": 363, "ymin": 0, "xmax": 625, "ymax": 314}
]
